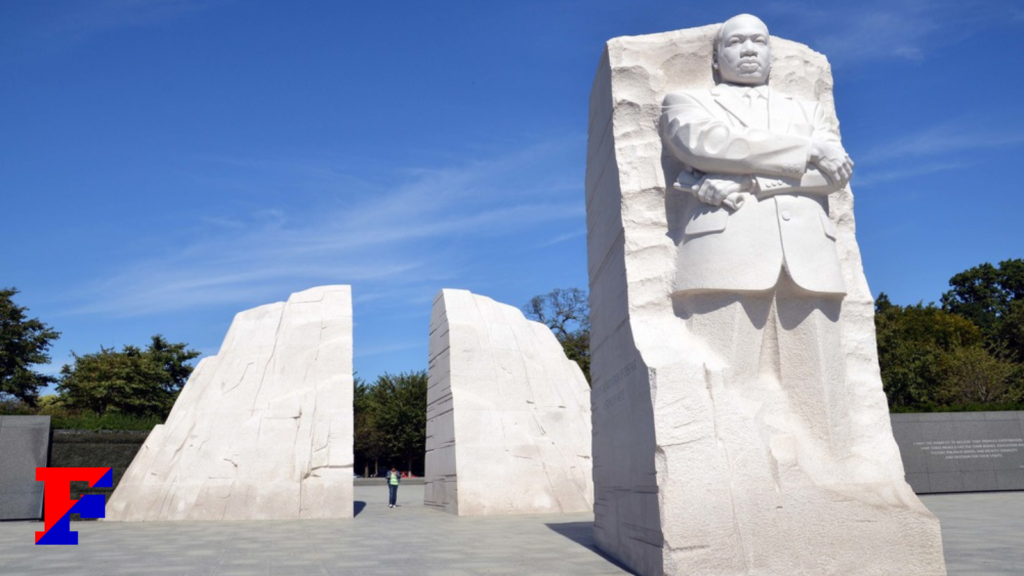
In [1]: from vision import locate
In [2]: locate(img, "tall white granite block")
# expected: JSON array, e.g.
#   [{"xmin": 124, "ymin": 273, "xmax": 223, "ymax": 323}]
[
  {"xmin": 586, "ymin": 19, "xmax": 946, "ymax": 576},
  {"xmin": 106, "ymin": 286, "xmax": 353, "ymax": 521},
  {"xmin": 424, "ymin": 289, "xmax": 593, "ymax": 516}
]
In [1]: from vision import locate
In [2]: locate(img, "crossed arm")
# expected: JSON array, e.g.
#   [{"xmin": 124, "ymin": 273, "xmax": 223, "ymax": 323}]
[{"xmin": 661, "ymin": 91, "xmax": 853, "ymax": 208}]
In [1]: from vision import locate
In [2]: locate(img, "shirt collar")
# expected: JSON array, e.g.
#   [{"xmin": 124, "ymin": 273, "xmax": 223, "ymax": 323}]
[{"xmin": 714, "ymin": 83, "xmax": 769, "ymax": 99}]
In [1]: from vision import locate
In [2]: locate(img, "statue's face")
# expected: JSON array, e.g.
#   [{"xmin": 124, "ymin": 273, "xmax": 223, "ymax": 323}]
[{"xmin": 716, "ymin": 15, "xmax": 771, "ymax": 86}]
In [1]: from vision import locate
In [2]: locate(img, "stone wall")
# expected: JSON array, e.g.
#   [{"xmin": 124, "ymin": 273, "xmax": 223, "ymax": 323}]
[
  {"xmin": 0, "ymin": 416, "xmax": 50, "ymax": 520},
  {"xmin": 106, "ymin": 286, "xmax": 354, "ymax": 521},
  {"xmin": 424, "ymin": 289, "xmax": 593, "ymax": 515},
  {"xmin": 893, "ymin": 411, "xmax": 1024, "ymax": 493}
]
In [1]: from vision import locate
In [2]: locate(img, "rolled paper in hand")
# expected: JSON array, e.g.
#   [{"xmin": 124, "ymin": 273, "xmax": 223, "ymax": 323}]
[{"xmin": 722, "ymin": 192, "xmax": 750, "ymax": 211}]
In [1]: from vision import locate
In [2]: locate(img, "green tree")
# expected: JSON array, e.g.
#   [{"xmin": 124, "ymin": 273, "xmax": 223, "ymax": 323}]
[
  {"xmin": 523, "ymin": 287, "xmax": 591, "ymax": 383},
  {"xmin": 368, "ymin": 371, "xmax": 428, "ymax": 475},
  {"xmin": 1001, "ymin": 300, "xmax": 1024, "ymax": 362},
  {"xmin": 146, "ymin": 335, "xmax": 199, "ymax": 393},
  {"xmin": 875, "ymin": 293, "xmax": 1021, "ymax": 410},
  {"xmin": 57, "ymin": 335, "xmax": 199, "ymax": 418},
  {"xmin": 941, "ymin": 258, "xmax": 1024, "ymax": 353},
  {"xmin": 0, "ymin": 288, "xmax": 60, "ymax": 405},
  {"xmin": 353, "ymin": 376, "xmax": 387, "ymax": 477},
  {"xmin": 875, "ymin": 296, "xmax": 982, "ymax": 410},
  {"xmin": 936, "ymin": 345, "xmax": 1018, "ymax": 406}
]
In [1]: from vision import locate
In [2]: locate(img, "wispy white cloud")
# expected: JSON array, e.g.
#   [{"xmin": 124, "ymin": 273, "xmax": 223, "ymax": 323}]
[
  {"xmin": 51, "ymin": 0, "xmax": 211, "ymax": 40},
  {"xmin": 853, "ymin": 160, "xmax": 972, "ymax": 187},
  {"xmin": 1, "ymin": 0, "xmax": 220, "ymax": 57},
  {"xmin": 852, "ymin": 114, "xmax": 1024, "ymax": 190},
  {"xmin": 62, "ymin": 136, "xmax": 585, "ymax": 318},
  {"xmin": 765, "ymin": 0, "xmax": 1010, "ymax": 64},
  {"xmin": 858, "ymin": 117, "xmax": 1024, "ymax": 164},
  {"xmin": 535, "ymin": 229, "xmax": 586, "ymax": 248}
]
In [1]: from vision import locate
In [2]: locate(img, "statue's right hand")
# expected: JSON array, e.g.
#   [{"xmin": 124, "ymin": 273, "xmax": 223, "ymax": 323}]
[{"xmin": 691, "ymin": 175, "xmax": 749, "ymax": 207}]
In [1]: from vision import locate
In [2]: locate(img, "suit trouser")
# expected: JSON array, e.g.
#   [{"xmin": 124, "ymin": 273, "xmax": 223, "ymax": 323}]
[{"xmin": 674, "ymin": 270, "xmax": 845, "ymax": 447}]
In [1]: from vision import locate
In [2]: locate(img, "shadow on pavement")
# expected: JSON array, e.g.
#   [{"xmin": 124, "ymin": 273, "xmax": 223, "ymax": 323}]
[
  {"xmin": 354, "ymin": 501, "xmax": 366, "ymax": 517},
  {"xmin": 545, "ymin": 522, "xmax": 638, "ymax": 575}
]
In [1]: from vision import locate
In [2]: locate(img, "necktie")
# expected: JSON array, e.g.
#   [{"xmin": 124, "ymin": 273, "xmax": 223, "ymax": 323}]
[{"xmin": 743, "ymin": 87, "xmax": 768, "ymax": 129}]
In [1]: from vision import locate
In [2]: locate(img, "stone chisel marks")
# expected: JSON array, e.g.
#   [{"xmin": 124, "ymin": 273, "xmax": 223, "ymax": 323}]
[
  {"xmin": 106, "ymin": 286, "xmax": 354, "ymax": 521},
  {"xmin": 424, "ymin": 289, "xmax": 594, "ymax": 516}
]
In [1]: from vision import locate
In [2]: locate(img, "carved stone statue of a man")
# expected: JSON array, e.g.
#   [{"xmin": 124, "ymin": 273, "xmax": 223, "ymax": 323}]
[
  {"xmin": 588, "ymin": 14, "xmax": 946, "ymax": 575},
  {"xmin": 661, "ymin": 13, "xmax": 855, "ymax": 441}
]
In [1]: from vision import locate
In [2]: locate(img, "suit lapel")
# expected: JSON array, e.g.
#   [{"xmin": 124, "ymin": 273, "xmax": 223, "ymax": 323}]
[
  {"xmin": 711, "ymin": 85, "xmax": 759, "ymax": 129},
  {"xmin": 711, "ymin": 85, "xmax": 801, "ymax": 133}
]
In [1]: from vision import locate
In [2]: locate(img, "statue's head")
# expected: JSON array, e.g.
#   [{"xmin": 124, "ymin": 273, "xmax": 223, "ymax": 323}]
[{"xmin": 713, "ymin": 14, "xmax": 771, "ymax": 86}]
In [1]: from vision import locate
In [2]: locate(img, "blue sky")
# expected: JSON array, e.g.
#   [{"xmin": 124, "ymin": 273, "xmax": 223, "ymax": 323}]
[{"xmin": 3, "ymin": 0, "xmax": 1022, "ymax": 390}]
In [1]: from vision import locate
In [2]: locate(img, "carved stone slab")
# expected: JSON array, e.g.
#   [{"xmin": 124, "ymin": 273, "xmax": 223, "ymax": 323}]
[
  {"xmin": 424, "ymin": 289, "xmax": 593, "ymax": 515},
  {"xmin": 586, "ymin": 24, "xmax": 946, "ymax": 575},
  {"xmin": 0, "ymin": 416, "xmax": 50, "ymax": 520},
  {"xmin": 893, "ymin": 411, "xmax": 1024, "ymax": 493},
  {"xmin": 106, "ymin": 286, "xmax": 353, "ymax": 521}
]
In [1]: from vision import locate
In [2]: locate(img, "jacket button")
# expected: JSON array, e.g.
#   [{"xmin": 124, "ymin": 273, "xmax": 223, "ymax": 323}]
[{"xmin": 781, "ymin": 210, "xmax": 792, "ymax": 221}]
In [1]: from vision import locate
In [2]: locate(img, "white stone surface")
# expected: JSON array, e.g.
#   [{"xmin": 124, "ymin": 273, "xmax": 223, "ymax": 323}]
[
  {"xmin": 106, "ymin": 286, "xmax": 354, "ymax": 521},
  {"xmin": 424, "ymin": 289, "xmax": 593, "ymax": 516},
  {"xmin": 586, "ymin": 18, "xmax": 946, "ymax": 576}
]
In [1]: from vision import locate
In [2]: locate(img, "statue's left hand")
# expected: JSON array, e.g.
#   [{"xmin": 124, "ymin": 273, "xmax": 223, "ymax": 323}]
[{"xmin": 810, "ymin": 137, "xmax": 854, "ymax": 188}]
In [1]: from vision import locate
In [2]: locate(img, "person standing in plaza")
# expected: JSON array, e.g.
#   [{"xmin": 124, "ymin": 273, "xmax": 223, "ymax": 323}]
[{"xmin": 386, "ymin": 466, "xmax": 401, "ymax": 508}]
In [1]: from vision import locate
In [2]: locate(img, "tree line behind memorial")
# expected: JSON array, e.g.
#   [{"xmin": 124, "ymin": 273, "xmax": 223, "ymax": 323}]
[
  {"xmin": 526, "ymin": 262, "xmax": 1024, "ymax": 412},
  {"xmin": 875, "ymin": 259, "xmax": 1024, "ymax": 411},
  {"xmin": 1, "ymin": 259, "xmax": 1021, "ymax": 433}
]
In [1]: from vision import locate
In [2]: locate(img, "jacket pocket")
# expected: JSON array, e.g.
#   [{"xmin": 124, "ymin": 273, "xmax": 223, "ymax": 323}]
[
  {"xmin": 819, "ymin": 212, "xmax": 837, "ymax": 240},
  {"xmin": 684, "ymin": 205, "xmax": 729, "ymax": 236}
]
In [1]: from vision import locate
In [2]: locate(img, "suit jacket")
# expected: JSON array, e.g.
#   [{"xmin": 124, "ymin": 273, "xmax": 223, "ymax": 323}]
[{"xmin": 661, "ymin": 84, "xmax": 846, "ymax": 296}]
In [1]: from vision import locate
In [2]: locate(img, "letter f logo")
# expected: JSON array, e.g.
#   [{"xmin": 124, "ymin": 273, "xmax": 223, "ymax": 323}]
[{"xmin": 35, "ymin": 467, "xmax": 113, "ymax": 545}]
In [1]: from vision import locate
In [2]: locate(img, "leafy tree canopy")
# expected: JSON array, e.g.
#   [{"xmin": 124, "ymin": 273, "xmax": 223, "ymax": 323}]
[
  {"xmin": 523, "ymin": 287, "xmax": 591, "ymax": 383},
  {"xmin": 941, "ymin": 258, "xmax": 1024, "ymax": 356},
  {"xmin": 0, "ymin": 287, "xmax": 60, "ymax": 405},
  {"xmin": 57, "ymin": 335, "xmax": 199, "ymax": 418},
  {"xmin": 876, "ymin": 283, "xmax": 1023, "ymax": 411},
  {"xmin": 352, "ymin": 371, "xmax": 427, "ymax": 475}
]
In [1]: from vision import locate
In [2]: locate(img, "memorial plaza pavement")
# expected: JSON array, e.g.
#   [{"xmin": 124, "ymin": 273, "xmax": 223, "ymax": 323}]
[{"xmin": 0, "ymin": 485, "xmax": 1021, "ymax": 575}]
